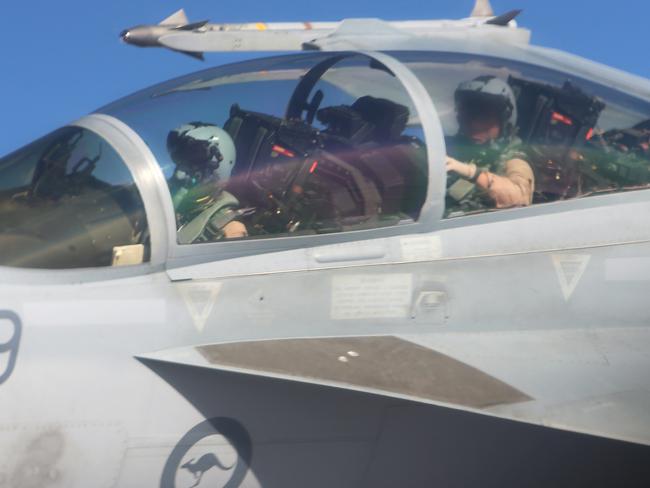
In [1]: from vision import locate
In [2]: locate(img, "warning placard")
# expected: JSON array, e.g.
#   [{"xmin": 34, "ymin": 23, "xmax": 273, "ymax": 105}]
[{"xmin": 331, "ymin": 274, "xmax": 413, "ymax": 320}]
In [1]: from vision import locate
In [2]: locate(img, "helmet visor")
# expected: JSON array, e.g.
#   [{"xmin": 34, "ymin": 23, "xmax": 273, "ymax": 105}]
[
  {"xmin": 171, "ymin": 138, "xmax": 222, "ymax": 169},
  {"xmin": 456, "ymin": 93, "xmax": 506, "ymax": 125}
]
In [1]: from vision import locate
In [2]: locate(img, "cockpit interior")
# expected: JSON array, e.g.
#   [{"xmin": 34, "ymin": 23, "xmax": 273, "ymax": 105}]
[
  {"xmin": 1, "ymin": 51, "xmax": 650, "ymax": 269},
  {"xmin": 223, "ymin": 94, "xmax": 427, "ymax": 238}
]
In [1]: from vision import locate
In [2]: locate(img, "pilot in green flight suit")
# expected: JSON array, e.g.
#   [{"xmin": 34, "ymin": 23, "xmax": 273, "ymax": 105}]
[
  {"xmin": 166, "ymin": 122, "xmax": 248, "ymax": 242},
  {"xmin": 445, "ymin": 75, "xmax": 535, "ymax": 217}
]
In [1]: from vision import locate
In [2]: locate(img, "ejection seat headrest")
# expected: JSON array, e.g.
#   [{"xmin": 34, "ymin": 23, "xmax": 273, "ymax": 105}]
[
  {"xmin": 316, "ymin": 105, "xmax": 372, "ymax": 142},
  {"xmin": 351, "ymin": 96, "xmax": 410, "ymax": 141},
  {"xmin": 316, "ymin": 96, "xmax": 410, "ymax": 143}
]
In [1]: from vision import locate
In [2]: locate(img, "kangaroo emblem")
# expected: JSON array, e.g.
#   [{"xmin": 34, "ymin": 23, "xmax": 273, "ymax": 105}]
[
  {"xmin": 161, "ymin": 417, "xmax": 252, "ymax": 488},
  {"xmin": 181, "ymin": 453, "xmax": 234, "ymax": 487}
]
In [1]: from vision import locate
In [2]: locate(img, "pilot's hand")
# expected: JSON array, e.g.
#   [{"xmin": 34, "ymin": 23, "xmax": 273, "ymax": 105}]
[
  {"xmin": 222, "ymin": 220, "xmax": 248, "ymax": 239},
  {"xmin": 446, "ymin": 156, "xmax": 477, "ymax": 180}
]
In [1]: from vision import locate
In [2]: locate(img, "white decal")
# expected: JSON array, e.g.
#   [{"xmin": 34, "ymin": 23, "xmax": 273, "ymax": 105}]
[
  {"xmin": 400, "ymin": 235, "xmax": 442, "ymax": 262},
  {"xmin": 178, "ymin": 282, "xmax": 223, "ymax": 333},
  {"xmin": 605, "ymin": 258, "xmax": 650, "ymax": 281},
  {"xmin": 552, "ymin": 254, "xmax": 591, "ymax": 301},
  {"xmin": 24, "ymin": 300, "xmax": 166, "ymax": 326},
  {"xmin": 331, "ymin": 274, "xmax": 413, "ymax": 320},
  {"xmin": 311, "ymin": 241, "xmax": 386, "ymax": 263}
]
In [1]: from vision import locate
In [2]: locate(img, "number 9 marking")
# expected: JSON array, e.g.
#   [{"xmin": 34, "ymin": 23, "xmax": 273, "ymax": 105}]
[{"xmin": 0, "ymin": 310, "xmax": 22, "ymax": 385}]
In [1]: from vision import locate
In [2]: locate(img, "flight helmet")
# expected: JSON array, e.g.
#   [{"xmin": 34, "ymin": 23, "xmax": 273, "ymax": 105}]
[
  {"xmin": 167, "ymin": 122, "xmax": 236, "ymax": 182},
  {"xmin": 455, "ymin": 75, "xmax": 518, "ymax": 142}
]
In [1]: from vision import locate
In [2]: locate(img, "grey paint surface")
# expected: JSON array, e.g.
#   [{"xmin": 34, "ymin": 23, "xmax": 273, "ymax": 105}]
[{"xmin": 2, "ymin": 18, "xmax": 650, "ymax": 486}]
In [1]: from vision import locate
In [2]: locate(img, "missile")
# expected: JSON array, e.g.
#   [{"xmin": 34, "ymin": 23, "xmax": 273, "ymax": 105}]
[
  {"xmin": 120, "ymin": 9, "xmax": 208, "ymax": 60},
  {"xmin": 121, "ymin": 7, "xmax": 525, "ymax": 60}
]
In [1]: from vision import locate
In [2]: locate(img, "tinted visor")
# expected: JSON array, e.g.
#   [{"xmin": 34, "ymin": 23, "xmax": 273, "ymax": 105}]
[
  {"xmin": 171, "ymin": 138, "xmax": 222, "ymax": 169},
  {"xmin": 456, "ymin": 93, "xmax": 506, "ymax": 125}
]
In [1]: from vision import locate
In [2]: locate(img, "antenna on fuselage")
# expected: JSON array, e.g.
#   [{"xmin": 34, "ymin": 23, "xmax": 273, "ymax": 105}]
[{"xmin": 471, "ymin": 0, "xmax": 494, "ymax": 17}]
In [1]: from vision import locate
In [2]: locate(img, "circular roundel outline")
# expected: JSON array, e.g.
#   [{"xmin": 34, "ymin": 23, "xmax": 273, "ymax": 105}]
[{"xmin": 161, "ymin": 417, "xmax": 252, "ymax": 488}]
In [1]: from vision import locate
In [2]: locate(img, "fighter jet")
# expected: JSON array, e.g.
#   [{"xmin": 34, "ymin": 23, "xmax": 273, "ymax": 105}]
[{"xmin": 2, "ymin": 0, "xmax": 650, "ymax": 486}]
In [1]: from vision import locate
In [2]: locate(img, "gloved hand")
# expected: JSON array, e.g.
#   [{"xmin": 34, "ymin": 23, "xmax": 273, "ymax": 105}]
[
  {"xmin": 223, "ymin": 220, "xmax": 248, "ymax": 239},
  {"xmin": 446, "ymin": 156, "xmax": 478, "ymax": 180}
]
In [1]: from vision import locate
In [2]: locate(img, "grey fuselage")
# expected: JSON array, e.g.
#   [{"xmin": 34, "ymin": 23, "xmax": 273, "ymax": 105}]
[{"xmin": 2, "ymin": 37, "xmax": 650, "ymax": 488}]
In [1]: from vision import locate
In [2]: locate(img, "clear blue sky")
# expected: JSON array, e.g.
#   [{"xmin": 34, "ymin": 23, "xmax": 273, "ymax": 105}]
[{"xmin": 1, "ymin": 0, "xmax": 647, "ymax": 156}]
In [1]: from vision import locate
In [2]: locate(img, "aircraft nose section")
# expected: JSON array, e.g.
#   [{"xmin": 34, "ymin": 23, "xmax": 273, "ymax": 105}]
[{"xmin": 120, "ymin": 29, "xmax": 131, "ymax": 43}]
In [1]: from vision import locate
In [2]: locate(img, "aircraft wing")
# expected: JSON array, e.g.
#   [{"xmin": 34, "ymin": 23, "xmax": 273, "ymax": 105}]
[{"xmin": 137, "ymin": 329, "xmax": 650, "ymax": 447}]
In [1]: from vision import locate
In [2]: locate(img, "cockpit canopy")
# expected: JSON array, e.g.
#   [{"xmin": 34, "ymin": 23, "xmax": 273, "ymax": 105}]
[
  {"xmin": 101, "ymin": 53, "xmax": 430, "ymax": 244},
  {"xmin": 0, "ymin": 126, "xmax": 148, "ymax": 269},
  {"xmin": 2, "ymin": 50, "xmax": 650, "ymax": 269}
]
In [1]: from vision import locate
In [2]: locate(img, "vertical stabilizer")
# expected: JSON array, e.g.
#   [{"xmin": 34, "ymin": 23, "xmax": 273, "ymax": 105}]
[
  {"xmin": 471, "ymin": 0, "xmax": 495, "ymax": 17},
  {"xmin": 160, "ymin": 9, "xmax": 189, "ymax": 26}
]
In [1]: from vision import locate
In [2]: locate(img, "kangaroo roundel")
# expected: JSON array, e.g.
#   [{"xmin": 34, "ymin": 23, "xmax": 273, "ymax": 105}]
[{"xmin": 161, "ymin": 417, "xmax": 252, "ymax": 488}]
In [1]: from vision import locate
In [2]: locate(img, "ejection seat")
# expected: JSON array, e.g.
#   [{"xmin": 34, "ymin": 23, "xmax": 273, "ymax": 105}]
[
  {"xmin": 223, "ymin": 104, "xmax": 286, "ymax": 180},
  {"xmin": 316, "ymin": 96, "xmax": 428, "ymax": 219},
  {"xmin": 221, "ymin": 97, "xmax": 427, "ymax": 235},
  {"xmin": 222, "ymin": 103, "xmax": 382, "ymax": 234}
]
